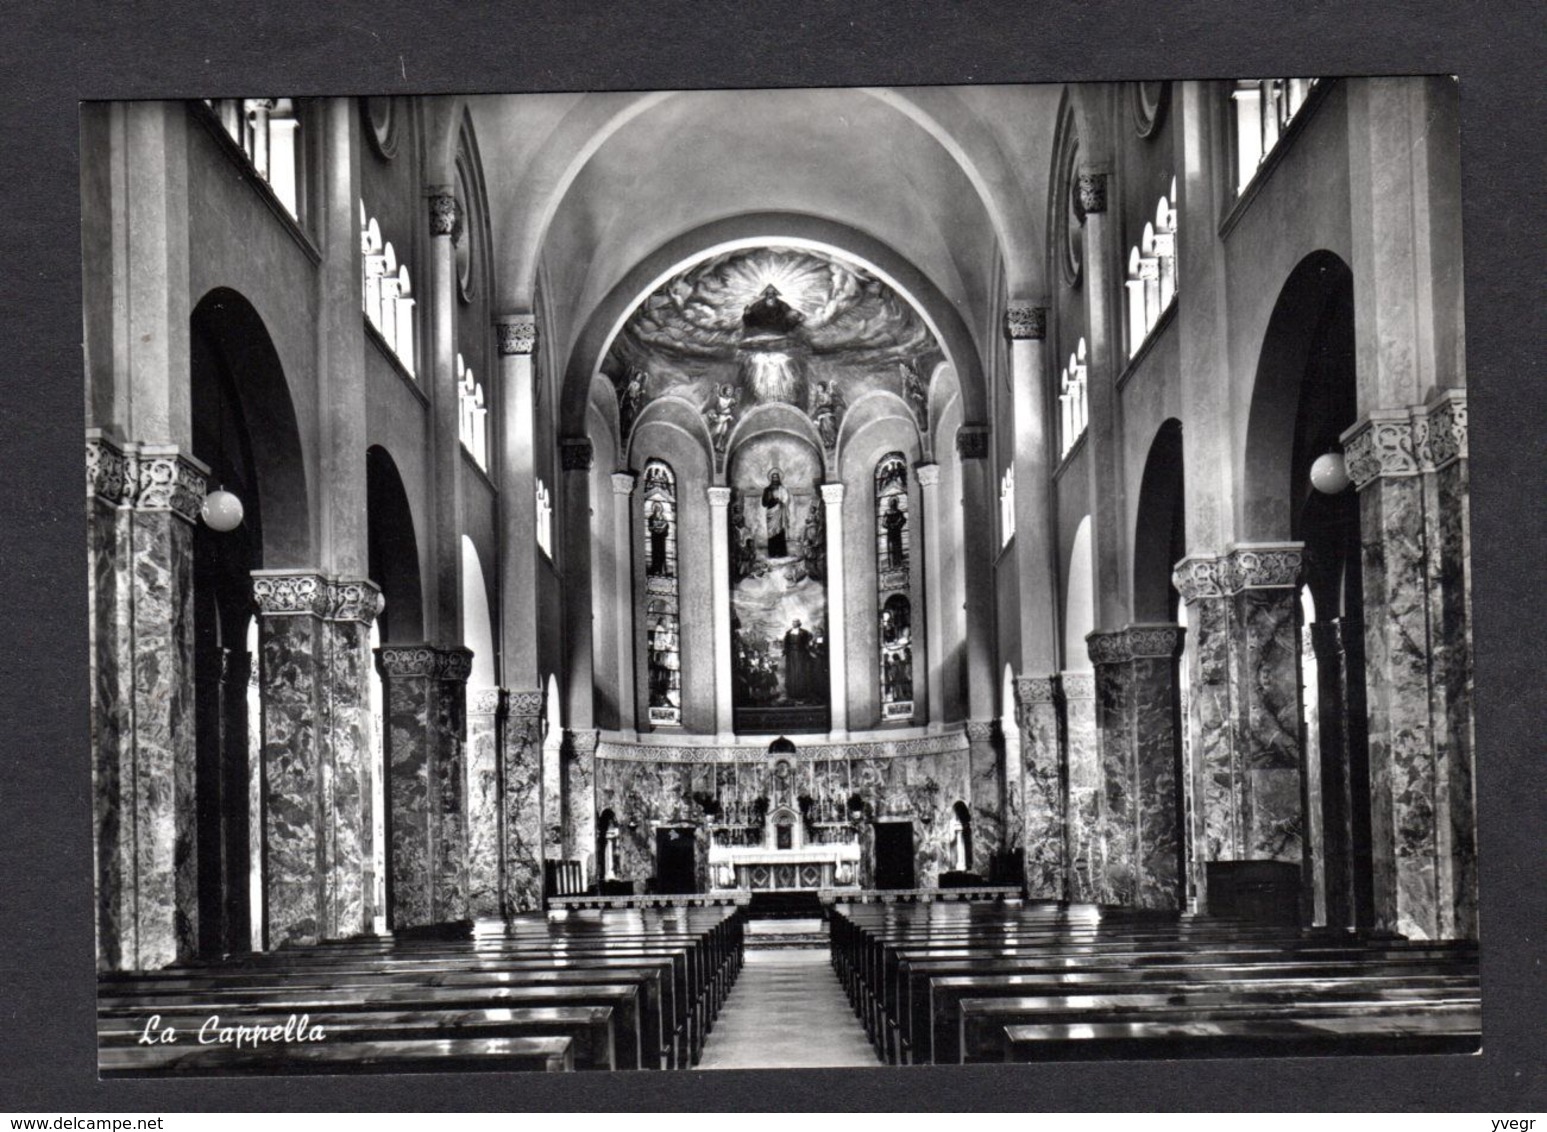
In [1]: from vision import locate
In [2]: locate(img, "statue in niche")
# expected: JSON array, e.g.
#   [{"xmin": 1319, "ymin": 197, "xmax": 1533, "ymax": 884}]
[
  {"xmin": 706, "ymin": 382, "xmax": 738, "ymax": 454},
  {"xmin": 762, "ymin": 468, "xmax": 792, "ymax": 558},
  {"xmin": 783, "ymin": 618, "xmax": 818, "ymax": 703},
  {"xmin": 800, "ymin": 503, "xmax": 825, "ymax": 583},
  {"xmin": 900, "ymin": 359, "xmax": 928, "ymax": 424},
  {"xmin": 811, "ymin": 380, "xmax": 845, "ymax": 450},
  {"xmin": 647, "ymin": 502, "xmax": 671, "ymax": 576},
  {"xmin": 742, "ymin": 284, "xmax": 806, "ymax": 338},
  {"xmin": 620, "ymin": 366, "xmax": 649, "ymax": 435},
  {"xmin": 882, "ymin": 496, "xmax": 907, "ymax": 569}
]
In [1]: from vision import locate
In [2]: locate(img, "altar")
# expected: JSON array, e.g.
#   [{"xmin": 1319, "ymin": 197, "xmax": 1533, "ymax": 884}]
[{"xmin": 706, "ymin": 803, "xmax": 861, "ymax": 892}]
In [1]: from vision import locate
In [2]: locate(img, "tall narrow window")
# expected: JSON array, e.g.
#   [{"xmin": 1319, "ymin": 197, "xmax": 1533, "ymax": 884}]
[
  {"xmin": 875, "ymin": 453, "xmax": 914, "ymax": 722},
  {"xmin": 642, "ymin": 460, "xmax": 681, "ymax": 727},
  {"xmin": 1124, "ymin": 180, "xmax": 1179, "ymax": 358},
  {"xmin": 1232, "ymin": 78, "xmax": 1319, "ymax": 196},
  {"xmin": 1000, "ymin": 465, "xmax": 1016, "ymax": 547},
  {"xmin": 359, "ymin": 201, "xmax": 416, "ymax": 377},
  {"xmin": 1060, "ymin": 337, "xmax": 1089, "ymax": 459},
  {"xmin": 535, "ymin": 478, "xmax": 553, "ymax": 559},
  {"xmin": 207, "ymin": 98, "xmax": 301, "ymax": 220},
  {"xmin": 457, "ymin": 353, "xmax": 487, "ymax": 470}
]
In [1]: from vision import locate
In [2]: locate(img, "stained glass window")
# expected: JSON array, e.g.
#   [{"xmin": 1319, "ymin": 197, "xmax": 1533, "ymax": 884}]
[
  {"xmin": 642, "ymin": 460, "xmax": 681, "ymax": 726},
  {"xmin": 875, "ymin": 453, "xmax": 914, "ymax": 722}
]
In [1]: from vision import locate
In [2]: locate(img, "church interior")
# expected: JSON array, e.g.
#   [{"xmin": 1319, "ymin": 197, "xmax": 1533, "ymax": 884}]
[{"xmin": 83, "ymin": 77, "xmax": 1477, "ymax": 1074}]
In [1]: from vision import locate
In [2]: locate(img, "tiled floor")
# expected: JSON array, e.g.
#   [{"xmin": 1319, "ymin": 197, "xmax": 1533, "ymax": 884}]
[{"xmin": 696, "ymin": 948, "xmax": 881, "ymax": 1070}]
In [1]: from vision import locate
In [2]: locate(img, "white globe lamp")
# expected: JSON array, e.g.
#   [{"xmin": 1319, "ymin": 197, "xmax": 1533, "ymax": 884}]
[
  {"xmin": 201, "ymin": 488, "xmax": 245, "ymax": 532},
  {"xmin": 1309, "ymin": 452, "xmax": 1351, "ymax": 495}
]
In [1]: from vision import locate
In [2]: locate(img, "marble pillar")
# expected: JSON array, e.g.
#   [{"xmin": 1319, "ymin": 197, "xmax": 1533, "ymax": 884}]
[
  {"xmin": 496, "ymin": 315, "xmax": 540, "ymax": 691},
  {"xmin": 917, "ymin": 464, "xmax": 945, "ymax": 728},
  {"xmin": 1344, "ymin": 392, "xmax": 1474, "ymax": 939},
  {"xmin": 89, "ymin": 435, "xmax": 206, "ymax": 970},
  {"xmin": 501, "ymin": 689, "xmax": 546, "ymax": 914},
  {"xmin": 567, "ymin": 729, "xmax": 600, "ymax": 888},
  {"xmin": 1089, "ymin": 631, "xmax": 1137, "ymax": 905},
  {"xmin": 252, "ymin": 571, "xmax": 329, "ymax": 948},
  {"xmin": 1128, "ymin": 625, "xmax": 1184, "ymax": 910},
  {"xmin": 965, "ymin": 720, "xmax": 1001, "ymax": 876},
  {"xmin": 376, "ymin": 644, "xmax": 473, "ymax": 930},
  {"xmin": 1310, "ymin": 620, "xmax": 1359, "ymax": 932},
  {"xmin": 707, "ymin": 486, "xmax": 735, "ymax": 739},
  {"xmin": 1087, "ymin": 627, "xmax": 1183, "ymax": 910},
  {"xmin": 1015, "ymin": 675, "xmax": 1065, "ymax": 899},
  {"xmin": 1174, "ymin": 546, "xmax": 1306, "ymax": 913},
  {"xmin": 321, "ymin": 578, "xmax": 381, "ymax": 940},
  {"xmin": 465, "ymin": 687, "xmax": 503, "ymax": 917},
  {"xmin": 822, "ymin": 483, "xmax": 849, "ymax": 738},
  {"xmin": 1061, "ymin": 671, "xmax": 1100, "ymax": 902}
]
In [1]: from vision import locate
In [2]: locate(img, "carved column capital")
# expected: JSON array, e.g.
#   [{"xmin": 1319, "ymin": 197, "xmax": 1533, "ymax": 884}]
[
  {"xmin": 965, "ymin": 719, "xmax": 998, "ymax": 744},
  {"xmin": 956, "ymin": 425, "xmax": 990, "ymax": 460},
  {"xmin": 1086, "ymin": 628, "xmax": 1132, "ymax": 667},
  {"xmin": 1075, "ymin": 169, "xmax": 1109, "ymax": 217},
  {"xmin": 495, "ymin": 315, "xmax": 538, "ymax": 356},
  {"xmin": 135, "ymin": 444, "xmax": 209, "ymax": 524},
  {"xmin": 252, "ymin": 571, "xmax": 330, "ymax": 617},
  {"xmin": 376, "ymin": 644, "xmax": 438, "ymax": 678},
  {"xmin": 506, "ymin": 688, "xmax": 546, "ymax": 723},
  {"xmin": 1014, "ymin": 675, "xmax": 1060, "ymax": 709},
  {"xmin": 820, "ymin": 482, "xmax": 846, "ymax": 505},
  {"xmin": 328, "ymin": 578, "xmax": 383, "ymax": 624},
  {"xmin": 1222, "ymin": 543, "xmax": 1304, "ymax": 593},
  {"xmin": 569, "ymin": 728, "xmax": 601, "ymax": 755},
  {"xmin": 469, "ymin": 686, "xmax": 506, "ymax": 717},
  {"xmin": 706, "ymin": 486, "xmax": 734, "ymax": 507},
  {"xmin": 610, "ymin": 471, "xmax": 637, "ymax": 497},
  {"xmin": 1414, "ymin": 390, "xmax": 1467, "ymax": 471},
  {"xmin": 1125, "ymin": 623, "xmax": 1183, "ymax": 658},
  {"xmin": 86, "ymin": 430, "xmax": 136, "ymax": 506},
  {"xmin": 427, "ymin": 191, "xmax": 461, "ymax": 239},
  {"xmin": 915, "ymin": 462, "xmax": 941, "ymax": 488},
  {"xmin": 1341, "ymin": 410, "xmax": 1417, "ymax": 489},
  {"xmin": 1004, "ymin": 303, "xmax": 1048, "ymax": 340},
  {"xmin": 1172, "ymin": 554, "xmax": 1226, "ymax": 603},
  {"xmin": 435, "ymin": 646, "xmax": 474, "ymax": 683},
  {"xmin": 559, "ymin": 438, "xmax": 594, "ymax": 471}
]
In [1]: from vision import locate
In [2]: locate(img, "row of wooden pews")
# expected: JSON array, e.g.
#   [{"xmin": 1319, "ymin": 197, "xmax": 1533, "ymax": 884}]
[
  {"xmin": 829, "ymin": 900, "xmax": 1480, "ymax": 1065},
  {"xmin": 99, "ymin": 907, "xmax": 743, "ymax": 1075}
]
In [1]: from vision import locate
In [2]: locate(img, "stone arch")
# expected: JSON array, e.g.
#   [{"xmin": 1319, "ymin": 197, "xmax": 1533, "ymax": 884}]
[
  {"xmin": 625, "ymin": 395, "xmax": 713, "ymax": 471},
  {"xmin": 1242, "ymin": 251, "xmax": 1356, "ymax": 541},
  {"xmin": 726, "ymin": 403, "xmax": 827, "ymax": 478},
  {"xmin": 558, "ymin": 214, "xmax": 990, "ymax": 439},
  {"xmin": 460, "ymin": 536, "xmax": 497, "ymax": 689},
  {"xmin": 1132, "ymin": 419, "xmax": 1186, "ymax": 623},
  {"xmin": 834, "ymin": 388, "xmax": 921, "ymax": 478},
  {"xmin": 366, "ymin": 446, "xmax": 425, "ymax": 644},
  {"xmin": 1064, "ymin": 515, "xmax": 1096, "ymax": 671},
  {"xmin": 191, "ymin": 288, "xmax": 311, "ymax": 568}
]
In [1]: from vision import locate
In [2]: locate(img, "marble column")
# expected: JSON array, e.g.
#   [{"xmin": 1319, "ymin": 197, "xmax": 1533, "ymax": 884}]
[
  {"xmin": 916, "ymin": 463, "xmax": 945, "ymax": 728},
  {"xmin": 501, "ymin": 689, "xmax": 546, "ymax": 914},
  {"xmin": 1309, "ymin": 620, "xmax": 1359, "ymax": 932},
  {"xmin": 707, "ymin": 486, "xmax": 735, "ymax": 739},
  {"xmin": 1128, "ymin": 625, "xmax": 1184, "ymax": 910},
  {"xmin": 1344, "ymin": 392, "xmax": 1474, "ymax": 939},
  {"xmin": 965, "ymin": 720, "xmax": 1001, "ymax": 876},
  {"xmin": 567, "ymin": 729, "xmax": 600, "ymax": 889},
  {"xmin": 1086, "ymin": 625, "xmax": 1184, "ymax": 910},
  {"xmin": 376, "ymin": 644, "xmax": 473, "ymax": 930},
  {"xmin": 1060, "ymin": 671, "xmax": 1100, "ymax": 902},
  {"xmin": 89, "ymin": 435, "xmax": 206, "ymax": 970},
  {"xmin": 1222, "ymin": 546, "xmax": 1305, "ymax": 869},
  {"xmin": 252, "ymin": 571, "xmax": 329, "ymax": 948},
  {"xmin": 1014, "ymin": 675, "xmax": 1064, "ymax": 899},
  {"xmin": 427, "ymin": 189, "xmax": 464, "ymax": 643},
  {"xmin": 610, "ymin": 472, "xmax": 638, "ymax": 737},
  {"xmin": 821, "ymin": 483, "xmax": 849, "ymax": 738},
  {"xmin": 957, "ymin": 428, "xmax": 997, "ymax": 723},
  {"xmin": 465, "ymin": 686, "xmax": 503, "ymax": 917},
  {"xmin": 321, "ymin": 578, "xmax": 382, "ymax": 940},
  {"xmin": 1174, "ymin": 555, "xmax": 1232, "ymax": 906}
]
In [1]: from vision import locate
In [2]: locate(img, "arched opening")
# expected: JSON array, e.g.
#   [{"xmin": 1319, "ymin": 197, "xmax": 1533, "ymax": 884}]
[
  {"xmin": 543, "ymin": 672, "xmax": 564, "ymax": 870},
  {"xmin": 365, "ymin": 445, "xmax": 424, "ymax": 931},
  {"xmin": 1246, "ymin": 252, "xmax": 1369, "ymax": 932},
  {"xmin": 949, "ymin": 800, "xmax": 974, "ymax": 875},
  {"xmin": 1132, "ymin": 419, "xmax": 1186, "ymax": 623},
  {"xmin": 460, "ymin": 537, "xmax": 496, "ymax": 689},
  {"xmin": 1064, "ymin": 516, "xmax": 1095, "ymax": 671},
  {"xmin": 189, "ymin": 288, "xmax": 307, "ymax": 959}
]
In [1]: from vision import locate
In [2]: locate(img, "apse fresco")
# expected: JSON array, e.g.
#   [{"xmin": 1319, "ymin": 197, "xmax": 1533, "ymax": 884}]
[
  {"xmin": 728, "ymin": 434, "xmax": 829, "ymax": 732},
  {"xmin": 604, "ymin": 246, "xmax": 944, "ymax": 459}
]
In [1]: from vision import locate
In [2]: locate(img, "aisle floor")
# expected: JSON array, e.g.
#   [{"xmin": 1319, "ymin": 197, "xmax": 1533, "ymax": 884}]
[{"xmin": 696, "ymin": 948, "xmax": 881, "ymax": 1070}]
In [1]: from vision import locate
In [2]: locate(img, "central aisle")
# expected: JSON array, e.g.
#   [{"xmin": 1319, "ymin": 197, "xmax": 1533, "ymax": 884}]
[{"xmin": 696, "ymin": 948, "xmax": 881, "ymax": 1070}]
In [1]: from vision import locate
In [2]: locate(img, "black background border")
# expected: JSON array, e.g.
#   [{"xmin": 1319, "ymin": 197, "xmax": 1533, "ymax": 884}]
[{"xmin": 3, "ymin": 0, "xmax": 1543, "ymax": 1112}]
